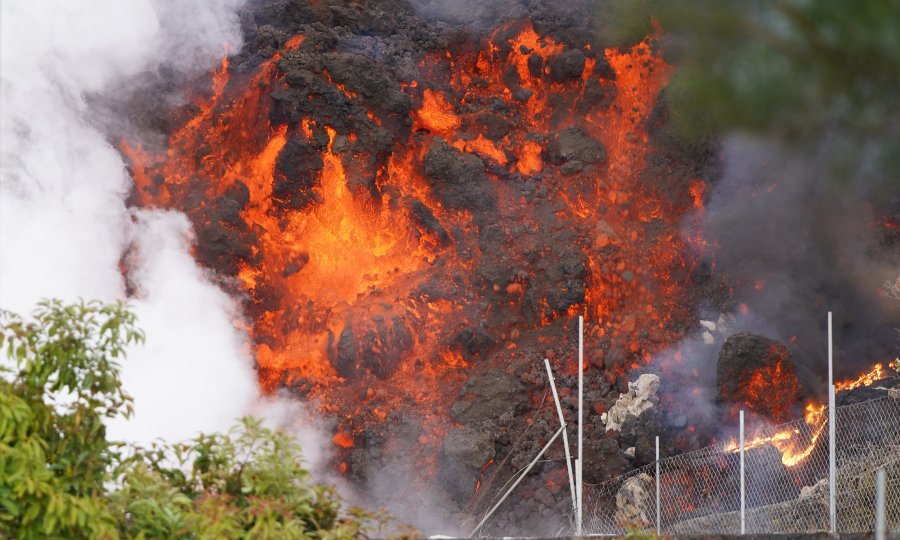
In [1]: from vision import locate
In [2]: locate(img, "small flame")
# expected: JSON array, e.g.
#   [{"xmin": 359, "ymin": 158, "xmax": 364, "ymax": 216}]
[{"xmin": 726, "ymin": 360, "xmax": 896, "ymax": 466}]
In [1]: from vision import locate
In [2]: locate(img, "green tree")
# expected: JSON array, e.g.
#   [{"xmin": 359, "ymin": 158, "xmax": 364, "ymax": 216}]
[
  {"xmin": 0, "ymin": 300, "xmax": 384, "ymax": 539},
  {"xmin": 111, "ymin": 419, "xmax": 375, "ymax": 539},
  {"xmin": 0, "ymin": 299, "xmax": 141, "ymax": 538},
  {"xmin": 603, "ymin": 0, "xmax": 900, "ymax": 192}
]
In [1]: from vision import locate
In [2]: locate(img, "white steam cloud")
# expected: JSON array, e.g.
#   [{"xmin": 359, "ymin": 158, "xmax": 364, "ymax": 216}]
[{"xmin": 0, "ymin": 0, "xmax": 266, "ymax": 444}]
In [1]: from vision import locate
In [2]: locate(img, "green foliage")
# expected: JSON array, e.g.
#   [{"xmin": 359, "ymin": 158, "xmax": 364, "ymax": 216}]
[
  {"xmin": 603, "ymin": 0, "xmax": 900, "ymax": 183},
  {"xmin": 111, "ymin": 419, "xmax": 373, "ymax": 539},
  {"xmin": 0, "ymin": 300, "xmax": 385, "ymax": 539},
  {"xmin": 0, "ymin": 299, "xmax": 142, "ymax": 539},
  {"xmin": 623, "ymin": 527, "xmax": 658, "ymax": 540}
]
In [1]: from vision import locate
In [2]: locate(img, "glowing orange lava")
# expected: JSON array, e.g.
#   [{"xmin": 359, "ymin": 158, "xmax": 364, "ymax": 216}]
[
  {"xmin": 726, "ymin": 360, "xmax": 898, "ymax": 466},
  {"xmin": 122, "ymin": 22, "xmax": 704, "ymax": 463}
]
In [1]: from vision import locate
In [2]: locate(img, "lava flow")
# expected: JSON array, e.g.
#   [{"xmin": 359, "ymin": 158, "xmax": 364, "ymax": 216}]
[
  {"xmin": 121, "ymin": 15, "xmax": 707, "ymax": 476},
  {"xmin": 725, "ymin": 359, "xmax": 900, "ymax": 466}
]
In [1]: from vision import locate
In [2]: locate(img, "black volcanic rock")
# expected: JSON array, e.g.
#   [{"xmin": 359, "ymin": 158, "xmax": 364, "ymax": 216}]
[
  {"xmin": 273, "ymin": 137, "xmax": 322, "ymax": 211},
  {"xmin": 322, "ymin": 52, "xmax": 411, "ymax": 115},
  {"xmin": 547, "ymin": 127, "xmax": 606, "ymax": 165},
  {"xmin": 439, "ymin": 426, "xmax": 496, "ymax": 503},
  {"xmin": 527, "ymin": 52, "xmax": 543, "ymax": 78},
  {"xmin": 451, "ymin": 370, "xmax": 528, "ymax": 424},
  {"xmin": 583, "ymin": 436, "xmax": 628, "ymax": 483},
  {"xmin": 549, "ymin": 48, "xmax": 586, "ymax": 82},
  {"xmin": 619, "ymin": 407, "xmax": 663, "ymax": 465},
  {"xmin": 717, "ymin": 331, "xmax": 802, "ymax": 421},
  {"xmin": 423, "ymin": 138, "xmax": 496, "ymax": 212},
  {"xmin": 837, "ymin": 377, "xmax": 900, "ymax": 405},
  {"xmin": 409, "ymin": 199, "xmax": 450, "ymax": 245},
  {"xmin": 449, "ymin": 326, "xmax": 497, "ymax": 360},
  {"xmin": 332, "ymin": 316, "xmax": 415, "ymax": 380}
]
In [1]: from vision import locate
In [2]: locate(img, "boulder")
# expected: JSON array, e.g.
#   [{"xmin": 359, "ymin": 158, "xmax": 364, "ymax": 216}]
[
  {"xmin": 547, "ymin": 127, "xmax": 606, "ymax": 166},
  {"xmin": 423, "ymin": 138, "xmax": 496, "ymax": 213},
  {"xmin": 549, "ymin": 48, "xmax": 586, "ymax": 82},
  {"xmin": 717, "ymin": 332, "xmax": 801, "ymax": 422},
  {"xmin": 604, "ymin": 374, "xmax": 661, "ymax": 432},
  {"xmin": 615, "ymin": 472, "xmax": 654, "ymax": 528}
]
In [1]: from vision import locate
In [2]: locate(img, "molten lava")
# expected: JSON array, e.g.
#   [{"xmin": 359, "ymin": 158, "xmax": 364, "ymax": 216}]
[
  {"xmin": 726, "ymin": 359, "xmax": 899, "ymax": 466},
  {"xmin": 121, "ymin": 20, "xmax": 705, "ymax": 465},
  {"xmin": 743, "ymin": 357, "xmax": 800, "ymax": 423}
]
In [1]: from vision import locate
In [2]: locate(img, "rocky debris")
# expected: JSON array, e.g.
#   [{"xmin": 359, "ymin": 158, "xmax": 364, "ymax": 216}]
[
  {"xmin": 451, "ymin": 370, "xmax": 529, "ymax": 424},
  {"xmin": 536, "ymin": 248, "xmax": 587, "ymax": 314},
  {"xmin": 698, "ymin": 312, "xmax": 735, "ymax": 346},
  {"xmin": 423, "ymin": 138, "xmax": 496, "ymax": 213},
  {"xmin": 118, "ymin": 0, "xmax": 719, "ymax": 534},
  {"xmin": 547, "ymin": 127, "xmax": 606, "ymax": 168},
  {"xmin": 322, "ymin": 52, "xmax": 410, "ymax": 114},
  {"xmin": 583, "ymin": 436, "xmax": 629, "ymax": 484},
  {"xmin": 409, "ymin": 199, "xmax": 450, "ymax": 245},
  {"xmin": 580, "ymin": 77, "xmax": 615, "ymax": 112},
  {"xmin": 799, "ymin": 478, "xmax": 828, "ymax": 501},
  {"xmin": 448, "ymin": 325, "xmax": 497, "ymax": 361},
  {"xmin": 439, "ymin": 426, "xmax": 495, "ymax": 503},
  {"xmin": 615, "ymin": 472, "xmax": 654, "ymax": 528},
  {"xmin": 838, "ymin": 382, "xmax": 899, "ymax": 405},
  {"xmin": 190, "ymin": 181, "xmax": 255, "ymax": 275},
  {"xmin": 619, "ymin": 408, "xmax": 662, "ymax": 465},
  {"xmin": 837, "ymin": 368, "xmax": 900, "ymax": 405},
  {"xmin": 716, "ymin": 332, "xmax": 802, "ymax": 421},
  {"xmin": 603, "ymin": 374, "xmax": 661, "ymax": 432}
]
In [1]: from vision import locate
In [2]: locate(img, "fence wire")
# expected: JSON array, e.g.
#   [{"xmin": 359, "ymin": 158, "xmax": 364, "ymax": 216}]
[{"xmin": 583, "ymin": 394, "xmax": 900, "ymax": 535}]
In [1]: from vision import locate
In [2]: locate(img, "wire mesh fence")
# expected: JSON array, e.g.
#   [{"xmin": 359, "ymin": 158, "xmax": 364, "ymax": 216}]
[{"xmin": 583, "ymin": 394, "xmax": 900, "ymax": 535}]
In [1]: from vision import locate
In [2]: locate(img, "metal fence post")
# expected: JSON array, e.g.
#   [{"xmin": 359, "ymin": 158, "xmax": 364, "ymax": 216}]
[
  {"xmin": 655, "ymin": 435, "xmax": 661, "ymax": 535},
  {"xmin": 577, "ymin": 315, "xmax": 583, "ymax": 536},
  {"xmin": 740, "ymin": 410, "xmax": 745, "ymax": 535},
  {"xmin": 829, "ymin": 384, "xmax": 837, "ymax": 532},
  {"xmin": 875, "ymin": 467, "xmax": 886, "ymax": 540},
  {"xmin": 828, "ymin": 312, "xmax": 837, "ymax": 533},
  {"xmin": 544, "ymin": 359, "xmax": 577, "ymax": 516},
  {"xmin": 469, "ymin": 426, "xmax": 566, "ymax": 537}
]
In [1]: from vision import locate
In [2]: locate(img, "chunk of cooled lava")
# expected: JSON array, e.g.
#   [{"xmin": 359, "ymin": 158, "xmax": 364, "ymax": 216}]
[
  {"xmin": 716, "ymin": 332, "xmax": 803, "ymax": 422},
  {"xmin": 602, "ymin": 373, "xmax": 662, "ymax": 463}
]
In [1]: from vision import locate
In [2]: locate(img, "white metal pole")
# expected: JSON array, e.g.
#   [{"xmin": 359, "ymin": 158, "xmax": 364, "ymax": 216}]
[
  {"xmin": 829, "ymin": 384, "xmax": 837, "ymax": 533},
  {"xmin": 740, "ymin": 410, "xmax": 745, "ymax": 535},
  {"xmin": 469, "ymin": 425, "xmax": 566, "ymax": 537},
  {"xmin": 544, "ymin": 359, "xmax": 577, "ymax": 516},
  {"xmin": 575, "ymin": 459, "xmax": 582, "ymax": 535},
  {"xmin": 828, "ymin": 311, "xmax": 833, "ymax": 388},
  {"xmin": 577, "ymin": 315, "xmax": 584, "ymax": 536},
  {"xmin": 828, "ymin": 311, "xmax": 837, "ymax": 534},
  {"xmin": 655, "ymin": 435, "xmax": 661, "ymax": 535},
  {"xmin": 875, "ymin": 467, "xmax": 886, "ymax": 540}
]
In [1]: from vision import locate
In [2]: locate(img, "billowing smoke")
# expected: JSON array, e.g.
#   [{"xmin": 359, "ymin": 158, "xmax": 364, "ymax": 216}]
[
  {"xmin": 695, "ymin": 135, "xmax": 898, "ymax": 393},
  {"xmin": 651, "ymin": 132, "xmax": 899, "ymax": 445},
  {"xmin": 0, "ymin": 0, "xmax": 275, "ymax": 444}
]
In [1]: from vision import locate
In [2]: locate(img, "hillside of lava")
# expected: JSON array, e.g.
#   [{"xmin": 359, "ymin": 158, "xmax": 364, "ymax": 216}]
[{"xmin": 115, "ymin": 0, "xmax": 898, "ymax": 534}]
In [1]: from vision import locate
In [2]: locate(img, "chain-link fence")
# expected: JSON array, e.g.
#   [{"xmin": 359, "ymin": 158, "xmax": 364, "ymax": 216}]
[{"xmin": 583, "ymin": 394, "xmax": 900, "ymax": 535}]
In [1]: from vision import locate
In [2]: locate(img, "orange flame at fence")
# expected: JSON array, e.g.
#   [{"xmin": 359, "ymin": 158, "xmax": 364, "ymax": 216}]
[{"xmin": 725, "ymin": 359, "xmax": 898, "ymax": 466}]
